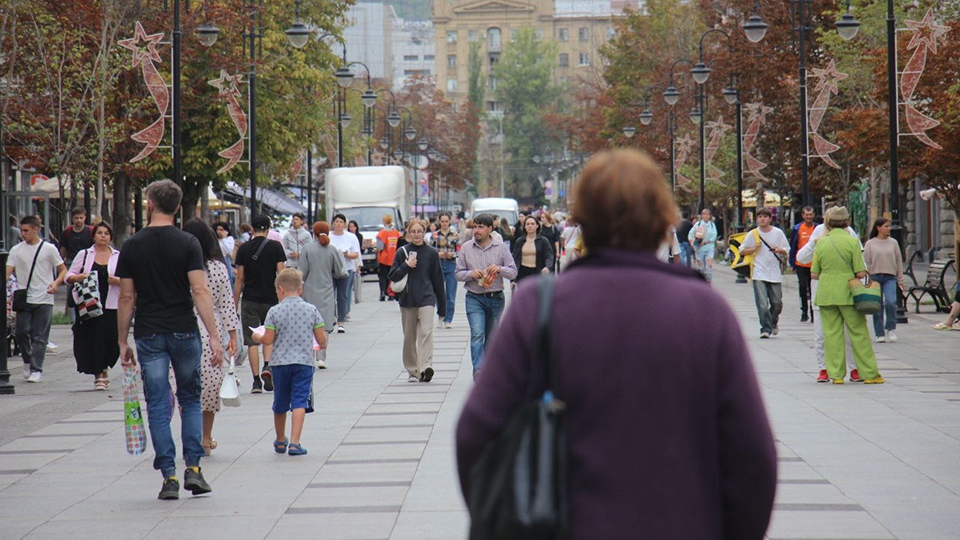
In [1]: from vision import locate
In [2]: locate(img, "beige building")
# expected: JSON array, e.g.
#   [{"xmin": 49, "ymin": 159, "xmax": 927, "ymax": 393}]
[{"xmin": 433, "ymin": 0, "xmax": 641, "ymax": 110}]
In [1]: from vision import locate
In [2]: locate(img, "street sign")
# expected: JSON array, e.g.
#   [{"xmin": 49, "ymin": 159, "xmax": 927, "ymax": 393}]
[{"xmin": 30, "ymin": 174, "xmax": 48, "ymax": 186}]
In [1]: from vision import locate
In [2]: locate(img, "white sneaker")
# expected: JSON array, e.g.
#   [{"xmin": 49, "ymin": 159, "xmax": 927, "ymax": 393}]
[
  {"xmin": 316, "ymin": 359, "xmax": 327, "ymax": 369},
  {"xmin": 337, "ymin": 325, "xmax": 345, "ymax": 334},
  {"xmin": 46, "ymin": 342, "xmax": 58, "ymax": 351},
  {"xmin": 760, "ymin": 332, "xmax": 770, "ymax": 339},
  {"xmin": 875, "ymin": 335, "xmax": 887, "ymax": 343},
  {"xmin": 444, "ymin": 322, "xmax": 452, "ymax": 329},
  {"xmin": 22, "ymin": 364, "xmax": 31, "ymax": 379},
  {"xmin": 886, "ymin": 330, "xmax": 898, "ymax": 342},
  {"xmin": 771, "ymin": 326, "xmax": 779, "ymax": 336},
  {"xmin": 27, "ymin": 371, "xmax": 41, "ymax": 383},
  {"xmin": 407, "ymin": 375, "xmax": 418, "ymax": 383}
]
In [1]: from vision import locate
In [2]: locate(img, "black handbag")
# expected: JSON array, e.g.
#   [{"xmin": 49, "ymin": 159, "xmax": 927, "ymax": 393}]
[
  {"xmin": 467, "ymin": 275, "xmax": 568, "ymax": 540},
  {"xmin": 12, "ymin": 240, "xmax": 44, "ymax": 312}
]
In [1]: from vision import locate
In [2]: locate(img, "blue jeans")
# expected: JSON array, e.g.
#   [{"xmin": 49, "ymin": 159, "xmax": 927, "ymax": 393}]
[
  {"xmin": 694, "ymin": 246, "xmax": 714, "ymax": 281},
  {"xmin": 752, "ymin": 280, "xmax": 783, "ymax": 334},
  {"xmin": 465, "ymin": 292, "xmax": 505, "ymax": 373},
  {"xmin": 871, "ymin": 273, "xmax": 898, "ymax": 337},
  {"xmin": 136, "ymin": 332, "xmax": 203, "ymax": 478},
  {"xmin": 334, "ymin": 270, "xmax": 354, "ymax": 323},
  {"xmin": 441, "ymin": 259, "xmax": 457, "ymax": 323},
  {"xmin": 679, "ymin": 242, "xmax": 693, "ymax": 267}
]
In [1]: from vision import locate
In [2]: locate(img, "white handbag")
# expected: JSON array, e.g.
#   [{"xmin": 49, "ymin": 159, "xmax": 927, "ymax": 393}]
[
  {"xmin": 219, "ymin": 356, "xmax": 241, "ymax": 407},
  {"xmin": 390, "ymin": 247, "xmax": 410, "ymax": 293}
]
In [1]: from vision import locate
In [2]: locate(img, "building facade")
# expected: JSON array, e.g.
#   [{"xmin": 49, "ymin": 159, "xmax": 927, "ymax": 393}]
[
  {"xmin": 392, "ymin": 20, "xmax": 436, "ymax": 91},
  {"xmin": 341, "ymin": 1, "xmax": 395, "ymax": 81},
  {"xmin": 432, "ymin": 0, "xmax": 641, "ymax": 109}
]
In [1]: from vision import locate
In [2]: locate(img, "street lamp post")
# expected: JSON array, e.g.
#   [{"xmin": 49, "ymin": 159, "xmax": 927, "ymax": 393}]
[
  {"xmin": 488, "ymin": 110, "xmax": 505, "ymax": 197},
  {"xmin": 881, "ymin": 0, "xmax": 901, "ymax": 247},
  {"xmin": 0, "ymin": 80, "xmax": 12, "ymax": 394}
]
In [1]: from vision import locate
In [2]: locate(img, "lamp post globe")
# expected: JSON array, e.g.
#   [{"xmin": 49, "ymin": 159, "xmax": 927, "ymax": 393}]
[
  {"xmin": 285, "ymin": 21, "xmax": 311, "ymax": 49},
  {"xmin": 742, "ymin": 14, "xmax": 769, "ymax": 44},
  {"xmin": 723, "ymin": 86, "xmax": 739, "ymax": 105},
  {"xmin": 197, "ymin": 22, "xmax": 221, "ymax": 47},
  {"xmin": 334, "ymin": 66, "xmax": 355, "ymax": 88},
  {"xmin": 835, "ymin": 12, "xmax": 861, "ymax": 41},
  {"xmin": 622, "ymin": 126, "xmax": 637, "ymax": 138},
  {"xmin": 379, "ymin": 137, "xmax": 389, "ymax": 150},
  {"xmin": 387, "ymin": 110, "xmax": 402, "ymax": 128},
  {"xmin": 692, "ymin": 62, "xmax": 711, "ymax": 85},
  {"xmin": 339, "ymin": 113, "xmax": 352, "ymax": 129},
  {"xmin": 690, "ymin": 107, "xmax": 702, "ymax": 124},
  {"xmin": 663, "ymin": 86, "xmax": 681, "ymax": 106},
  {"xmin": 404, "ymin": 126, "xmax": 417, "ymax": 141},
  {"xmin": 417, "ymin": 138, "xmax": 429, "ymax": 152},
  {"xmin": 361, "ymin": 89, "xmax": 377, "ymax": 108},
  {"xmin": 639, "ymin": 109, "xmax": 654, "ymax": 126}
]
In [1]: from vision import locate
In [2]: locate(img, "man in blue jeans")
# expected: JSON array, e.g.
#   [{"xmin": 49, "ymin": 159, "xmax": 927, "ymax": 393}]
[
  {"xmin": 432, "ymin": 212, "xmax": 459, "ymax": 328},
  {"xmin": 455, "ymin": 214, "xmax": 517, "ymax": 377},
  {"xmin": 117, "ymin": 180, "xmax": 225, "ymax": 501}
]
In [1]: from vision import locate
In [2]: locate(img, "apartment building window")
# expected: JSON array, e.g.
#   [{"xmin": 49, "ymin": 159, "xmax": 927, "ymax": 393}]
[
  {"xmin": 607, "ymin": 27, "xmax": 616, "ymax": 40},
  {"xmin": 447, "ymin": 54, "xmax": 457, "ymax": 68},
  {"xmin": 424, "ymin": 55, "xmax": 435, "ymax": 61},
  {"xmin": 510, "ymin": 29, "xmax": 518, "ymax": 42},
  {"xmin": 489, "ymin": 76, "xmax": 498, "ymax": 90},
  {"xmin": 534, "ymin": 28, "xmax": 543, "ymax": 41},
  {"xmin": 487, "ymin": 101, "xmax": 500, "ymax": 112},
  {"xmin": 489, "ymin": 53, "xmax": 499, "ymax": 67},
  {"xmin": 488, "ymin": 28, "xmax": 501, "ymax": 50},
  {"xmin": 403, "ymin": 55, "xmax": 419, "ymax": 62},
  {"xmin": 578, "ymin": 52, "xmax": 590, "ymax": 66},
  {"xmin": 558, "ymin": 28, "xmax": 569, "ymax": 41},
  {"xmin": 447, "ymin": 78, "xmax": 459, "ymax": 92},
  {"xmin": 446, "ymin": 31, "xmax": 457, "ymax": 43},
  {"xmin": 559, "ymin": 53, "xmax": 569, "ymax": 68},
  {"xmin": 468, "ymin": 29, "xmax": 479, "ymax": 42},
  {"xmin": 578, "ymin": 27, "xmax": 589, "ymax": 42}
]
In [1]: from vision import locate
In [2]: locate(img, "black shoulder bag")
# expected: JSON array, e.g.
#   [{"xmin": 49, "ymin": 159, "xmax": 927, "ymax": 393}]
[
  {"xmin": 467, "ymin": 275, "xmax": 568, "ymax": 540},
  {"xmin": 13, "ymin": 240, "xmax": 44, "ymax": 312}
]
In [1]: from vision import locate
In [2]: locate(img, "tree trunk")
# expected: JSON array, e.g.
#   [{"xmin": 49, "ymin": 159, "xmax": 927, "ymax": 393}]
[
  {"xmin": 200, "ymin": 183, "xmax": 210, "ymax": 221},
  {"xmin": 113, "ymin": 171, "xmax": 132, "ymax": 247}
]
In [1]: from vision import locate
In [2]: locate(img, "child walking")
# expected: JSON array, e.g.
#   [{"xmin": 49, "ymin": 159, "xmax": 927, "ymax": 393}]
[{"xmin": 252, "ymin": 268, "xmax": 327, "ymax": 456}]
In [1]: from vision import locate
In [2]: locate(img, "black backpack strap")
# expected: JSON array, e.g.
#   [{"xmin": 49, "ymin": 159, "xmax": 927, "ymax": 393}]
[
  {"xmin": 251, "ymin": 237, "xmax": 270, "ymax": 261},
  {"xmin": 24, "ymin": 240, "xmax": 44, "ymax": 290}
]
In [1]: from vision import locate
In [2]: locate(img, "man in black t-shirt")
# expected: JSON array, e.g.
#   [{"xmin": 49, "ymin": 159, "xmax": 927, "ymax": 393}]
[
  {"xmin": 59, "ymin": 207, "xmax": 94, "ymax": 321},
  {"xmin": 677, "ymin": 212, "xmax": 695, "ymax": 267},
  {"xmin": 233, "ymin": 214, "xmax": 286, "ymax": 393},
  {"xmin": 117, "ymin": 179, "xmax": 224, "ymax": 501}
]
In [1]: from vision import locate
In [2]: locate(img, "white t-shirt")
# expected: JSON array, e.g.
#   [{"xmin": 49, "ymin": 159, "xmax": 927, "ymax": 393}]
[
  {"xmin": 7, "ymin": 240, "xmax": 64, "ymax": 305},
  {"xmin": 329, "ymin": 231, "xmax": 361, "ymax": 273},
  {"xmin": 740, "ymin": 226, "xmax": 790, "ymax": 283},
  {"xmin": 656, "ymin": 228, "xmax": 681, "ymax": 263}
]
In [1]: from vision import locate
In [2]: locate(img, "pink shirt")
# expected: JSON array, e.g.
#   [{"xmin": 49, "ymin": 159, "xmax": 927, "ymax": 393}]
[{"xmin": 67, "ymin": 246, "xmax": 121, "ymax": 309}]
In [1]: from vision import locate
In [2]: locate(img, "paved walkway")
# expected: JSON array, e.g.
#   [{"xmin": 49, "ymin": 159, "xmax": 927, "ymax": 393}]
[{"xmin": 1, "ymin": 268, "xmax": 958, "ymax": 539}]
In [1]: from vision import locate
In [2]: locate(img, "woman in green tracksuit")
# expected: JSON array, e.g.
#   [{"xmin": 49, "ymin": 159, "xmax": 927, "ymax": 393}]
[{"xmin": 811, "ymin": 206, "xmax": 883, "ymax": 385}]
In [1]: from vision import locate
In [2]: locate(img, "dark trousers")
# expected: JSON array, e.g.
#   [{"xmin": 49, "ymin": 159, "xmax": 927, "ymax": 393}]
[
  {"xmin": 796, "ymin": 266, "xmax": 812, "ymax": 315},
  {"xmin": 378, "ymin": 263, "xmax": 391, "ymax": 297}
]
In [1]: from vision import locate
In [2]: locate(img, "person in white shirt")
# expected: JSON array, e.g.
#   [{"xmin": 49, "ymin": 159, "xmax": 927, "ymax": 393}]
[
  {"xmin": 6, "ymin": 215, "xmax": 67, "ymax": 382},
  {"xmin": 796, "ymin": 221, "xmax": 862, "ymax": 382},
  {"xmin": 738, "ymin": 207, "xmax": 790, "ymax": 338},
  {"xmin": 656, "ymin": 227, "xmax": 681, "ymax": 264},
  {"xmin": 329, "ymin": 213, "xmax": 361, "ymax": 332}
]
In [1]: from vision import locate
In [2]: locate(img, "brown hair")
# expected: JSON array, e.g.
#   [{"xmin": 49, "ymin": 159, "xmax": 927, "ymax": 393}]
[
  {"xmin": 93, "ymin": 221, "xmax": 114, "ymax": 240},
  {"xmin": 312, "ymin": 221, "xmax": 331, "ymax": 246},
  {"xmin": 405, "ymin": 218, "xmax": 427, "ymax": 233},
  {"xmin": 571, "ymin": 149, "xmax": 675, "ymax": 253},
  {"xmin": 275, "ymin": 268, "xmax": 303, "ymax": 291},
  {"xmin": 755, "ymin": 207, "xmax": 772, "ymax": 218},
  {"xmin": 383, "ymin": 214, "xmax": 393, "ymax": 226},
  {"xmin": 145, "ymin": 179, "xmax": 182, "ymax": 215}
]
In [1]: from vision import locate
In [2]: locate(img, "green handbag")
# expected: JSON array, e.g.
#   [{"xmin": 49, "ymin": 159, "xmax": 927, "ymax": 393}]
[{"xmin": 825, "ymin": 236, "xmax": 881, "ymax": 315}]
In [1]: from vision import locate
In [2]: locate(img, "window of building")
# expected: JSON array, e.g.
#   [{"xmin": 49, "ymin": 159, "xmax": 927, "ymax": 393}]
[
  {"xmin": 534, "ymin": 28, "xmax": 543, "ymax": 41},
  {"xmin": 447, "ymin": 54, "xmax": 457, "ymax": 68},
  {"xmin": 578, "ymin": 52, "xmax": 590, "ymax": 66},
  {"xmin": 559, "ymin": 53, "xmax": 569, "ymax": 68},
  {"xmin": 578, "ymin": 27, "xmax": 589, "ymax": 42},
  {"xmin": 488, "ymin": 28, "xmax": 501, "ymax": 50},
  {"xmin": 489, "ymin": 53, "xmax": 499, "ymax": 66},
  {"xmin": 403, "ymin": 55, "xmax": 419, "ymax": 62},
  {"xmin": 424, "ymin": 55, "xmax": 435, "ymax": 61},
  {"xmin": 510, "ymin": 29, "xmax": 518, "ymax": 42},
  {"xmin": 558, "ymin": 28, "xmax": 569, "ymax": 42},
  {"xmin": 468, "ymin": 29, "xmax": 479, "ymax": 42},
  {"xmin": 447, "ymin": 78, "xmax": 459, "ymax": 92},
  {"xmin": 489, "ymin": 76, "xmax": 498, "ymax": 90},
  {"xmin": 606, "ymin": 27, "xmax": 616, "ymax": 40},
  {"xmin": 487, "ymin": 101, "xmax": 500, "ymax": 112},
  {"xmin": 447, "ymin": 31, "xmax": 457, "ymax": 43}
]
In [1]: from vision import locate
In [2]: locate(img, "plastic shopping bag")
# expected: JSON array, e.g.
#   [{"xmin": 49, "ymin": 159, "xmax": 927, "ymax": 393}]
[{"xmin": 123, "ymin": 366, "xmax": 148, "ymax": 455}]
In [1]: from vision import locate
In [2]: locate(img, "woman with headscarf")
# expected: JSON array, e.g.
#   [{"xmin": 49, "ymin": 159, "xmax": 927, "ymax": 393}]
[
  {"xmin": 456, "ymin": 149, "xmax": 777, "ymax": 539},
  {"xmin": 299, "ymin": 221, "xmax": 345, "ymax": 369}
]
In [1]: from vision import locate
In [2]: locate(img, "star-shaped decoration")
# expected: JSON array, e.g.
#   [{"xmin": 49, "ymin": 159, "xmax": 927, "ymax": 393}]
[
  {"xmin": 118, "ymin": 21, "xmax": 164, "ymax": 68},
  {"xmin": 744, "ymin": 103, "xmax": 774, "ymax": 124},
  {"xmin": 706, "ymin": 116, "xmax": 733, "ymax": 138},
  {"xmin": 809, "ymin": 60, "xmax": 848, "ymax": 96},
  {"xmin": 208, "ymin": 69, "xmax": 243, "ymax": 98},
  {"xmin": 675, "ymin": 134, "xmax": 695, "ymax": 155},
  {"xmin": 904, "ymin": 8, "xmax": 950, "ymax": 54}
]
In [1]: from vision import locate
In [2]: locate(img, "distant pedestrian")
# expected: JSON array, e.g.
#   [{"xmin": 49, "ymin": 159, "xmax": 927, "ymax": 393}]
[
  {"xmin": 66, "ymin": 222, "xmax": 120, "ymax": 390},
  {"xmin": 863, "ymin": 218, "xmax": 904, "ymax": 343},
  {"xmin": 456, "ymin": 149, "xmax": 777, "ymax": 539},
  {"xmin": 656, "ymin": 226, "xmax": 682, "ymax": 264},
  {"xmin": 299, "ymin": 221, "xmax": 344, "ymax": 369},
  {"xmin": 116, "ymin": 179, "xmax": 224, "ymax": 500},
  {"xmin": 511, "ymin": 215, "xmax": 554, "ymax": 284},
  {"xmin": 376, "ymin": 215, "xmax": 402, "ymax": 301},
  {"xmin": 539, "ymin": 211, "xmax": 561, "ymax": 266},
  {"xmin": 329, "ymin": 214, "xmax": 360, "ymax": 332},
  {"xmin": 347, "ymin": 220, "xmax": 365, "ymax": 303},
  {"xmin": 811, "ymin": 206, "xmax": 884, "ymax": 384},
  {"xmin": 455, "ymin": 214, "xmax": 517, "ymax": 377},
  {"xmin": 432, "ymin": 212, "xmax": 459, "ymax": 328},
  {"xmin": 234, "ymin": 214, "xmax": 287, "ymax": 393},
  {"xmin": 238, "ymin": 223, "xmax": 253, "ymax": 243},
  {"xmin": 796, "ymin": 221, "xmax": 862, "ymax": 382},
  {"xmin": 182, "ymin": 218, "xmax": 240, "ymax": 456},
  {"xmin": 6, "ymin": 215, "xmax": 66, "ymax": 382},
  {"xmin": 214, "ymin": 223, "xmax": 236, "ymax": 287},
  {"xmin": 282, "ymin": 213, "xmax": 312, "ymax": 270},
  {"xmin": 931, "ymin": 280, "xmax": 960, "ymax": 331},
  {"xmin": 688, "ymin": 208, "xmax": 718, "ymax": 281},
  {"xmin": 60, "ymin": 207, "xmax": 94, "ymax": 322},
  {"xmin": 676, "ymin": 211, "xmax": 694, "ymax": 267},
  {"xmin": 388, "ymin": 219, "xmax": 446, "ymax": 383},
  {"xmin": 738, "ymin": 207, "xmax": 790, "ymax": 338},
  {"xmin": 559, "ymin": 215, "xmax": 581, "ymax": 271},
  {"xmin": 790, "ymin": 206, "xmax": 817, "ymax": 321},
  {"xmin": 251, "ymin": 268, "xmax": 327, "ymax": 457}
]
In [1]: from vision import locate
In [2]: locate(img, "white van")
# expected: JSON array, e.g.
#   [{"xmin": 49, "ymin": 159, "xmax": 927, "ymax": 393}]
[{"xmin": 470, "ymin": 198, "xmax": 520, "ymax": 227}]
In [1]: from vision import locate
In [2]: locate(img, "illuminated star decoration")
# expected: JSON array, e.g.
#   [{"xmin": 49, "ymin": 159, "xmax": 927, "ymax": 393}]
[
  {"xmin": 807, "ymin": 60, "xmax": 848, "ymax": 169},
  {"xmin": 704, "ymin": 116, "xmax": 733, "ymax": 184},
  {"xmin": 673, "ymin": 133, "xmax": 695, "ymax": 192},
  {"xmin": 208, "ymin": 69, "xmax": 248, "ymax": 174},
  {"xmin": 901, "ymin": 8, "xmax": 950, "ymax": 150},
  {"xmin": 119, "ymin": 21, "xmax": 168, "ymax": 163},
  {"xmin": 742, "ymin": 103, "xmax": 773, "ymax": 182}
]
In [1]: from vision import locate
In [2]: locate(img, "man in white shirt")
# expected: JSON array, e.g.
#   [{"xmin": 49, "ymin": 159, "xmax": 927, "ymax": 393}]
[
  {"xmin": 739, "ymin": 207, "xmax": 791, "ymax": 338},
  {"xmin": 5, "ymin": 215, "xmax": 66, "ymax": 382},
  {"xmin": 282, "ymin": 213, "xmax": 312, "ymax": 269},
  {"xmin": 656, "ymin": 227, "xmax": 681, "ymax": 264}
]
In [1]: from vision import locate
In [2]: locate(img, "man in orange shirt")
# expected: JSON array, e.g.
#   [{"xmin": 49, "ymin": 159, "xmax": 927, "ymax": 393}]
[
  {"xmin": 376, "ymin": 214, "xmax": 402, "ymax": 301},
  {"xmin": 789, "ymin": 206, "xmax": 817, "ymax": 322}
]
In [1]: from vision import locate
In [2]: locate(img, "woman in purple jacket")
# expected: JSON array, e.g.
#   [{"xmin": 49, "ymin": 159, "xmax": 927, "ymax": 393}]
[{"xmin": 456, "ymin": 149, "xmax": 778, "ymax": 540}]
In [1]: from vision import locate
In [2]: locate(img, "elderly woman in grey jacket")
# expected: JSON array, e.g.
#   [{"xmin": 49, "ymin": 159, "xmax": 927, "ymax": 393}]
[{"xmin": 299, "ymin": 221, "xmax": 345, "ymax": 369}]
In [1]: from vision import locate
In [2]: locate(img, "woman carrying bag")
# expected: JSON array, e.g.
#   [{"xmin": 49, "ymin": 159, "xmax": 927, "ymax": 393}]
[
  {"xmin": 511, "ymin": 216, "xmax": 555, "ymax": 285},
  {"xmin": 66, "ymin": 222, "xmax": 120, "ymax": 390},
  {"xmin": 811, "ymin": 207, "xmax": 884, "ymax": 385},
  {"xmin": 299, "ymin": 221, "xmax": 345, "ymax": 369}
]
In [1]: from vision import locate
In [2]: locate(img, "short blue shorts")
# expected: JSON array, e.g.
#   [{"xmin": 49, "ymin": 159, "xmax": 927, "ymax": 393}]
[{"xmin": 271, "ymin": 364, "xmax": 314, "ymax": 414}]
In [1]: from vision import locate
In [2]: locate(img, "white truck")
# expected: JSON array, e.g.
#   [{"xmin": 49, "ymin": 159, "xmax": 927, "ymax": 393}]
[
  {"xmin": 470, "ymin": 197, "xmax": 520, "ymax": 227},
  {"xmin": 326, "ymin": 166, "xmax": 408, "ymax": 275}
]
